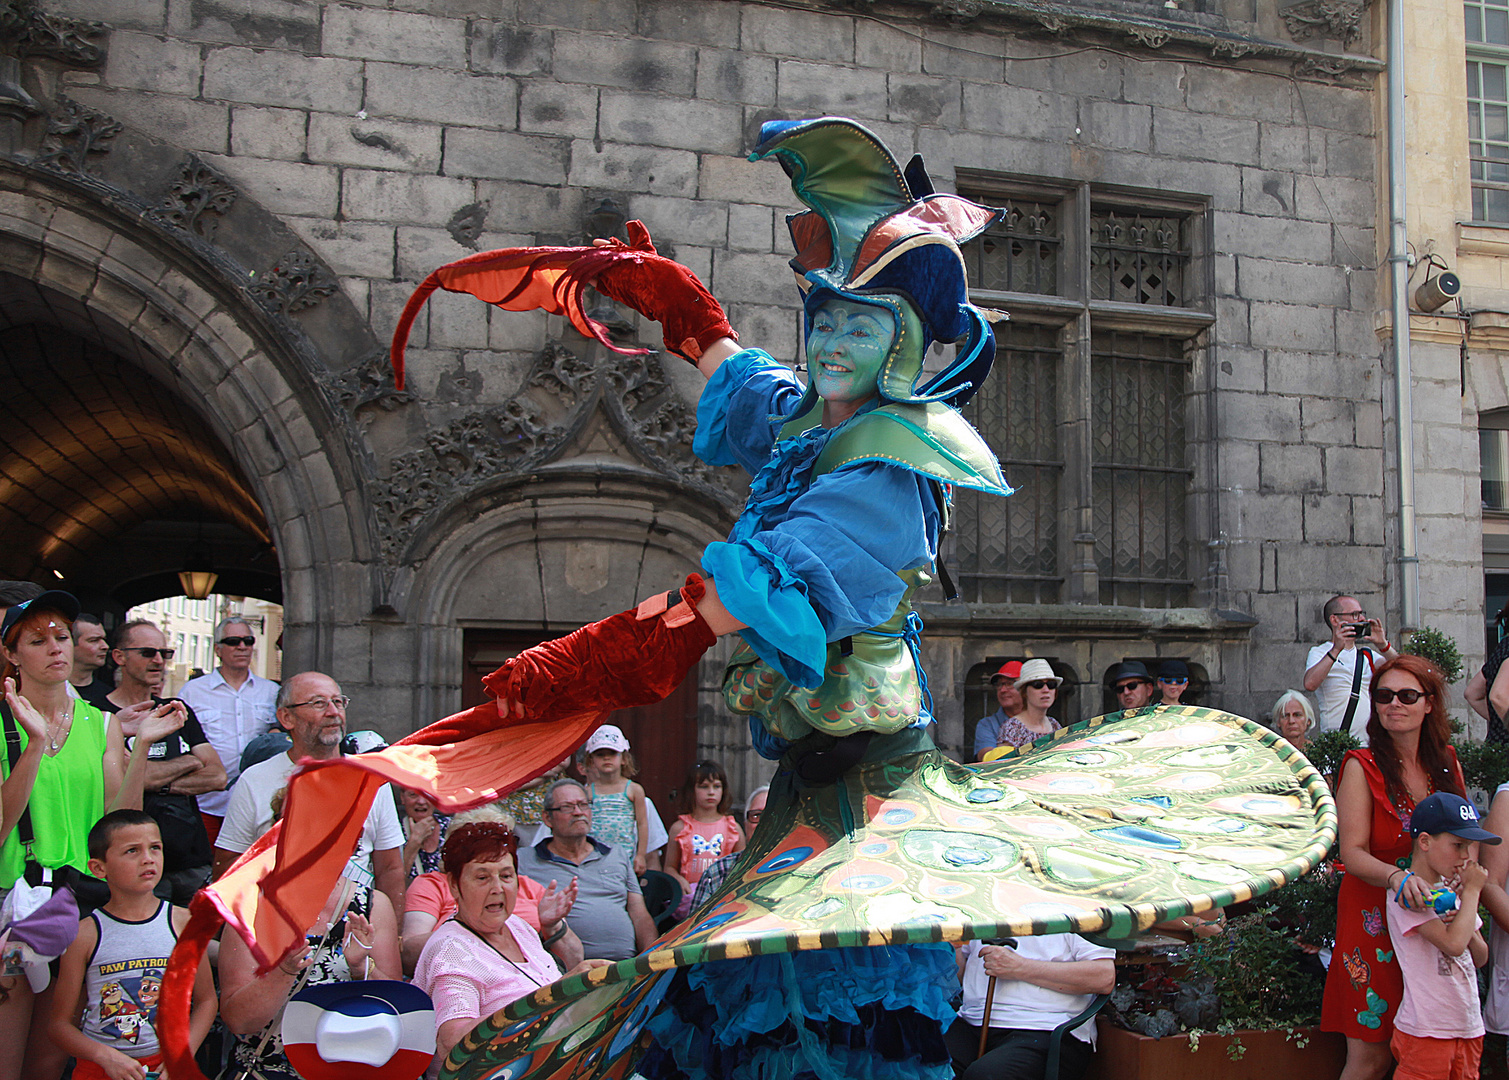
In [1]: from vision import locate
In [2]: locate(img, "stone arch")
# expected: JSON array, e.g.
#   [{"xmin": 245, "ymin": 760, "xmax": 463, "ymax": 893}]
[
  {"xmin": 0, "ymin": 161, "xmax": 373, "ymax": 671},
  {"xmin": 404, "ymin": 473, "xmax": 738, "ymax": 727}
]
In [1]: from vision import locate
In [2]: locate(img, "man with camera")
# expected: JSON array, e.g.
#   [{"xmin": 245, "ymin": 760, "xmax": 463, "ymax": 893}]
[{"xmin": 1303, "ymin": 594, "xmax": 1398, "ymax": 746}]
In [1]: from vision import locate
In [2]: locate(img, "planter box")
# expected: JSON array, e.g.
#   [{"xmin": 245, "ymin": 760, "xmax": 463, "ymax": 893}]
[{"xmin": 1085, "ymin": 1023, "xmax": 1346, "ymax": 1080}]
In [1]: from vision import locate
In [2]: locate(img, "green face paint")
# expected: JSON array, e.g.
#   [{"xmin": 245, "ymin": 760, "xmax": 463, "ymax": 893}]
[{"xmin": 807, "ymin": 297, "xmax": 896, "ymax": 411}]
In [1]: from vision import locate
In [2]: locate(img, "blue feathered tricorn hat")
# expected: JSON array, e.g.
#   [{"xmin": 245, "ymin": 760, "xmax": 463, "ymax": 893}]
[{"xmin": 749, "ymin": 117, "xmax": 1006, "ymax": 408}]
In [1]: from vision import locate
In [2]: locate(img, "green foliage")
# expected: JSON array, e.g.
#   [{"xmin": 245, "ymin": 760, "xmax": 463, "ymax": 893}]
[
  {"xmin": 1181, "ymin": 911, "xmax": 1326, "ymax": 1030},
  {"xmin": 1260, "ymin": 861, "xmax": 1340, "ymax": 949},
  {"xmin": 1305, "ymin": 729, "xmax": 1361, "ymax": 783},
  {"xmin": 1453, "ymin": 735, "xmax": 1509, "ymax": 795},
  {"xmin": 1108, "ymin": 866, "xmax": 1337, "ymax": 1045},
  {"xmin": 1403, "ymin": 625, "xmax": 1464, "ymax": 684}
]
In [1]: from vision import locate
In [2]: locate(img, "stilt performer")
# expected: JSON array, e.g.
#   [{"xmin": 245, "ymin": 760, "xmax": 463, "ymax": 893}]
[{"xmin": 159, "ymin": 119, "xmax": 1335, "ymax": 1080}]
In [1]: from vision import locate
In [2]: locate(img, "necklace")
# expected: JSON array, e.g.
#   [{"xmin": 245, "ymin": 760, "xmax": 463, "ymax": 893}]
[
  {"xmin": 43, "ymin": 705, "xmax": 71, "ymax": 754},
  {"xmin": 457, "ymin": 919, "xmax": 548, "ymax": 989}
]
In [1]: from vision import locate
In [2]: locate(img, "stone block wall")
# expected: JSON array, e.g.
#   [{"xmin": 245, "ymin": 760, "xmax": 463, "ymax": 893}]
[{"xmin": 35, "ymin": 0, "xmax": 1404, "ymax": 779}]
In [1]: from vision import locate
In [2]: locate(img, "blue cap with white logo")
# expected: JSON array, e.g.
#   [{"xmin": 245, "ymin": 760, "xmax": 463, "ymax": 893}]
[{"xmin": 1410, "ymin": 792, "xmax": 1502, "ymax": 844}]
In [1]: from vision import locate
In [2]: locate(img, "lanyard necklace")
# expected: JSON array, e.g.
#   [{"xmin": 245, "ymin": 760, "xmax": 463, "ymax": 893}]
[{"xmin": 457, "ymin": 918, "xmax": 548, "ymax": 989}]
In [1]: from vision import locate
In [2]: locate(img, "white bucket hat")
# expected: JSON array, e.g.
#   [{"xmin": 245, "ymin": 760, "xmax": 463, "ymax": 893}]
[{"xmin": 1013, "ymin": 658, "xmax": 1063, "ymax": 690}]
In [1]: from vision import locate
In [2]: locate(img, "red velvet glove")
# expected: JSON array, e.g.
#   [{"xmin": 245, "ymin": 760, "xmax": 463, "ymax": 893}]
[
  {"xmin": 589, "ymin": 221, "xmax": 737, "ymax": 363},
  {"xmin": 390, "ymin": 222, "xmax": 735, "ymax": 389},
  {"xmin": 484, "ymin": 574, "xmax": 717, "ymax": 723}
]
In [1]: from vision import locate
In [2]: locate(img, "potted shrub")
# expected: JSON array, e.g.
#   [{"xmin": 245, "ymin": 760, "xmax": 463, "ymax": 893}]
[{"xmin": 1090, "ymin": 865, "xmax": 1345, "ymax": 1079}]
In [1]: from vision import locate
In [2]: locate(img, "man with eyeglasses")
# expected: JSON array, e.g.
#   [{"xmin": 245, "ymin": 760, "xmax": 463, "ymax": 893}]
[
  {"xmin": 1304, "ymin": 594, "xmax": 1398, "ymax": 746},
  {"xmin": 517, "ymin": 779, "xmax": 657, "ymax": 961},
  {"xmin": 100, "ymin": 619, "xmax": 227, "ymax": 903},
  {"xmin": 211, "ymin": 670, "xmax": 407, "ymax": 918},
  {"xmin": 178, "ymin": 617, "xmax": 281, "ymax": 844}
]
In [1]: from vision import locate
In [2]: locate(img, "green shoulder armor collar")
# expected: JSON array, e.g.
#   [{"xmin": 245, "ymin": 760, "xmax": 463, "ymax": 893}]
[{"xmin": 779, "ymin": 401, "xmax": 1011, "ymax": 496}]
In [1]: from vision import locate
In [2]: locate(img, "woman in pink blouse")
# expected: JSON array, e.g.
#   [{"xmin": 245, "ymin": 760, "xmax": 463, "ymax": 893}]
[{"xmin": 413, "ymin": 820, "xmax": 607, "ymax": 1066}]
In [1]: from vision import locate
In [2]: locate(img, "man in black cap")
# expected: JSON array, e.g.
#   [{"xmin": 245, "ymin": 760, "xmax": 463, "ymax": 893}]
[
  {"xmin": 1108, "ymin": 661, "xmax": 1156, "ymax": 710},
  {"xmin": 1156, "ymin": 659, "xmax": 1191, "ymax": 707}
]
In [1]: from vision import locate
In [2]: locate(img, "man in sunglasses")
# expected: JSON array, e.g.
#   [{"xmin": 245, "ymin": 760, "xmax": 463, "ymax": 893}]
[
  {"xmin": 101, "ymin": 619, "xmax": 227, "ymax": 903},
  {"xmin": 179, "ymin": 617, "xmax": 281, "ymax": 845},
  {"xmin": 1107, "ymin": 661, "xmax": 1157, "ymax": 711},
  {"xmin": 1303, "ymin": 594, "xmax": 1399, "ymax": 746}
]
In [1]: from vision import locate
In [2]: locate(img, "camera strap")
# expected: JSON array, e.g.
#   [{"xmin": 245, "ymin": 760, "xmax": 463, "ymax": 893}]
[{"xmin": 1341, "ymin": 648, "xmax": 1370, "ymax": 734}]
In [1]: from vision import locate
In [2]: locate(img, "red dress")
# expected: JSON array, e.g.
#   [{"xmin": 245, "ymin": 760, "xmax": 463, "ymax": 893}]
[{"xmin": 1320, "ymin": 747, "xmax": 1464, "ymax": 1041}]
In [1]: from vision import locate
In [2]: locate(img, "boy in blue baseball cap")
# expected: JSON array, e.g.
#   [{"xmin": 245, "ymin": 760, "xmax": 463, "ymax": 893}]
[{"xmin": 1387, "ymin": 792, "xmax": 1500, "ymax": 1079}]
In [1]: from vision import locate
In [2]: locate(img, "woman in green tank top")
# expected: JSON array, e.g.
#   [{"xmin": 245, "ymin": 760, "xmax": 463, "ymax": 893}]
[{"xmin": 0, "ymin": 591, "xmax": 189, "ymax": 1080}]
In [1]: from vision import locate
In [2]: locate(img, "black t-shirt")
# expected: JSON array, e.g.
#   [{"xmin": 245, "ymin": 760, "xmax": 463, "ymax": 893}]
[
  {"xmin": 100, "ymin": 696, "xmax": 214, "ymax": 870},
  {"xmin": 74, "ymin": 674, "xmax": 114, "ymax": 711}
]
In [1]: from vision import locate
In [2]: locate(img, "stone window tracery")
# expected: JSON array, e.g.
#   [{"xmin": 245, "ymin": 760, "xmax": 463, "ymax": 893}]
[{"xmin": 949, "ymin": 176, "xmax": 1208, "ymax": 609}]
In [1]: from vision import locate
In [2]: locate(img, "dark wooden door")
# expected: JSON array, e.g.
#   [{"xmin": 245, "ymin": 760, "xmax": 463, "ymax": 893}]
[{"xmin": 461, "ymin": 629, "xmax": 697, "ymax": 838}]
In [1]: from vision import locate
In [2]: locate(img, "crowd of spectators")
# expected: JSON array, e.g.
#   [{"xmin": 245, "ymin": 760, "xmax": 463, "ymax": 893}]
[{"xmin": 7, "ymin": 578, "xmax": 1509, "ymax": 1080}]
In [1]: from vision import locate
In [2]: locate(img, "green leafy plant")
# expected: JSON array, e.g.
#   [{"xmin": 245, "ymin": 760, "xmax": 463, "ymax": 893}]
[
  {"xmin": 1304, "ymin": 729, "xmax": 1361, "ymax": 784},
  {"xmin": 1181, "ymin": 911, "xmax": 1326, "ymax": 1030},
  {"xmin": 1107, "ymin": 867, "xmax": 1336, "ymax": 1051},
  {"xmin": 1403, "ymin": 626, "xmax": 1463, "ymax": 684},
  {"xmin": 1453, "ymin": 735, "xmax": 1509, "ymax": 795}
]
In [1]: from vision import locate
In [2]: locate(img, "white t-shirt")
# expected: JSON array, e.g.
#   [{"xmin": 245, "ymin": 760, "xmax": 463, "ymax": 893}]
[
  {"xmin": 1306, "ymin": 643, "xmax": 1375, "ymax": 747},
  {"xmin": 957, "ymin": 935, "xmax": 1115, "ymax": 1046},
  {"xmin": 215, "ymin": 751, "xmax": 403, "ymax": 886}
]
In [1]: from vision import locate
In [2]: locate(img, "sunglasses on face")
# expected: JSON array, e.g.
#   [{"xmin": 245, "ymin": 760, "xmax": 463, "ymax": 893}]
[
  {"xmin": 1116, "ymin": 682, "xmax": 1147, "ymax": 694},
  {"xmin": 218, "ymin": 635, "xmax": 255, "ymax": 647},
  {"xmin": 1023, "ymin": 680, "xmax": 1056, "ymax": 690},
  {"xmin": 1372, "ymin": 687, "xmax": 1427, "ymax": 705},
  {"xmin": 122, "ymin": 647, "xmax": 175, "ymax": 660},
  {"xmin": 1159, "ymin": 677, "xmax": 1189, "ymax": 684}
]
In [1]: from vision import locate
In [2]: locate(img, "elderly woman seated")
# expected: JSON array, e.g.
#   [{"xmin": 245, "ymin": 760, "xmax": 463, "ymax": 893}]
[
  {"xmin": 401, "ymin": 803, "xmax": 582, "ymax": 975},
  {"xmin": 414, "ymin": 814, "xmax": 609, "ymax": 1065}
]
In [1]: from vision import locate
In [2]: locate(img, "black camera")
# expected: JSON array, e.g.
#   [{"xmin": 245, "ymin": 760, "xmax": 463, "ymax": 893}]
[{"xmin": 1346, "ymin": 622, "xmax": 1370, "ymax": 638}]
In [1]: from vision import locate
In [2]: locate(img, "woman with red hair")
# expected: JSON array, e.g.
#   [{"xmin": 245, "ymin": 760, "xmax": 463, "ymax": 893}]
[
  {"xmin": 414, "ymin": 820, "xmax": 608, "ymax": 1068},
  {"xmin": 1321, "ymin": 653, "xmax": 1466, "ymax": 1080},
  {"xmin": 0, "ymin": 591, "xmax": 181, "ymax": 1080}
]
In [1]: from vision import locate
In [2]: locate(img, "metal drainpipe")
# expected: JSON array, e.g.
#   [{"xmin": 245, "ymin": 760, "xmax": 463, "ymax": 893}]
[{"xmin": 1388, "ymin": 0, "xmax": 1421, "ymax": 631}]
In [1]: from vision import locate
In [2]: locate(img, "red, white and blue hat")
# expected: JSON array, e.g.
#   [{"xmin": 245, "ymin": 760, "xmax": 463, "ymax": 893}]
[{"xmin": 282, "ymin": 980, "xmax": 435, "ymax": 1080}]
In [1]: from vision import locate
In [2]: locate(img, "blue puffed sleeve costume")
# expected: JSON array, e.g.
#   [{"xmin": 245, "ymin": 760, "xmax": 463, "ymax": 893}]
[{"xmin": 693, "ymin": 349, "xmax": 940, "ymax": 691}]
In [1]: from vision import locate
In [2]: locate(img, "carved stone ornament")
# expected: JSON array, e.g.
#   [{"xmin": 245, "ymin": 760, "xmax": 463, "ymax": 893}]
[
  {"xmin": 368, "ymin": 343, "xmax": 745, "ymax": 561},
  {"xmin": 154, "ymin": 157, "xmax": 237, "ymax": 239},
  {"xmin": 34, "ymin": 95, "xmax": 118, "ymax": 175},
  {"xmin": 1210, "ymin": 39, "xmax": 1257, "ymax": 59},
  {"xmin": 322, "ymin": 348, "xmax": 416, "ymax": 414},
  {"xmin": 249, "ymin": 249, "xmax": 339, "ymax": 314},
  {"xmin": 1126, "ymin": 24, "xmax": 1172, "ymax": 49},
  {"xmin": 0, "ymin": 0, "xmax": 107, "ymax": 67},
  {"xmin": 1295, "ymin": 54, "xmax": 1366, "ymax": 80},
  {"xmin": 1281, "ymin": 0, "xmax": 1368, "ymax": 46}
]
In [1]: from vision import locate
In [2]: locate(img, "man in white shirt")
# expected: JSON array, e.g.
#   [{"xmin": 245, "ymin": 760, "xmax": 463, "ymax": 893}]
[
  {"xmin": 178, "ymin": 618, "xmax": 280, "ymax": 843},
  {"xmin": 211, "ymin": 670, "xmax": 406, "ymax": 918},
  {"xmin": 947, "ymin": 934, "xmax": 1116, "ymax": 1080},
  {"xmin": 1303, "ymin": 594, "xmax": 1399, "ymax": 746}
]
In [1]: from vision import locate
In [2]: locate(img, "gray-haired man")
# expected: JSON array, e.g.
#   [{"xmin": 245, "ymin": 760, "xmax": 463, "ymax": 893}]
[{"xmin": 177, "ymin": 616, "xmax": 279, "ymax": 842}]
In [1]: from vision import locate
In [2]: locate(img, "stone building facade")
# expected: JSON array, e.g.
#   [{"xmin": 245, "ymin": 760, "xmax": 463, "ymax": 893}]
[{"xmin": 0, "ymin": 0, "xmax": 1397, "ymax": 802}]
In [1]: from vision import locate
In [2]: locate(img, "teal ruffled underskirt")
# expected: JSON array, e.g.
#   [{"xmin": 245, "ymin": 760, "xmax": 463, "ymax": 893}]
[{"xmin": 637, "ymin": 942, "xmax": 957, "ymax": 1080}]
